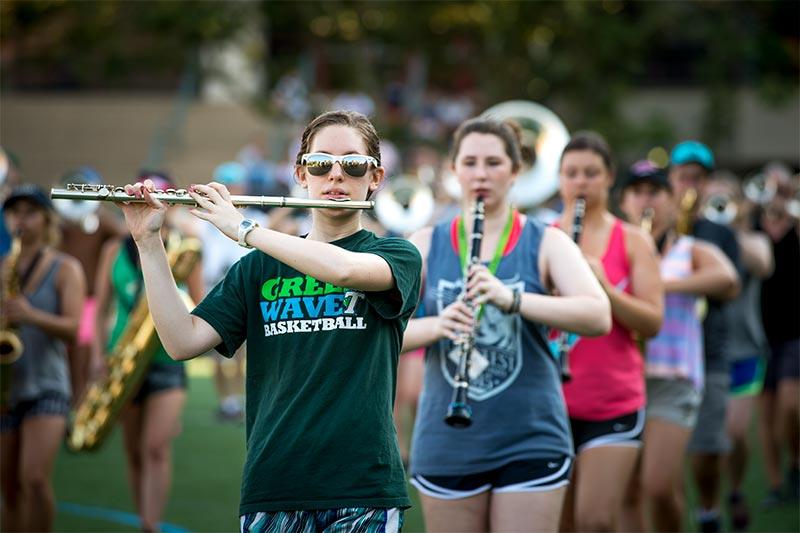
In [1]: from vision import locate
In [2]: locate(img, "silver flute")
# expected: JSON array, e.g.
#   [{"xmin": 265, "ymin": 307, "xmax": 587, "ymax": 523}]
[{"xmin": 50, "ymin": 184, "xmax": 375, "ymax": 210}]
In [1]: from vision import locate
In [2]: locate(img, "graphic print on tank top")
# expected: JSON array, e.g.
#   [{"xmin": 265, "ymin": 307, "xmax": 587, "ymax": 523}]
[{"xmin": 435, "ymin": 276, "xmax": 526, "ymax": 401}]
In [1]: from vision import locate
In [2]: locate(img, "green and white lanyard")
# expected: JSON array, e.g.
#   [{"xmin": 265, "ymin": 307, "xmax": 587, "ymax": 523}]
[{"xmin": 457, "ymin": 207, "xmax": 517, "ymax": 320}]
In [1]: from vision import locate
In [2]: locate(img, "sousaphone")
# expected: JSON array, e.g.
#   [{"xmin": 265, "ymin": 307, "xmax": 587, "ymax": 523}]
[{"xmin": 480, "ymin": 100, "xmax": 570, "ymax": 211}]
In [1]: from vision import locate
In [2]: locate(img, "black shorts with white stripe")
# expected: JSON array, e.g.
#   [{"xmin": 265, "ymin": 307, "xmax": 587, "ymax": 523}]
[
  {"xmin": 411, "ymin": 456, "xmax": 572, "ymax": 500},
  {"xmin": 570, "ymin": 408, "xmax": 645, "ymax": 454}
]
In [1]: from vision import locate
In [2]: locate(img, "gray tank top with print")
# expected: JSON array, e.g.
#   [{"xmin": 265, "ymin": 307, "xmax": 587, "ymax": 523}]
[
  {"xmin": 9, "ymin": 258, "xmax": 71, "ymax": 405},
  {"xmin": 410, "ymin": 217, "xmax": 572, "ymax": 476}
]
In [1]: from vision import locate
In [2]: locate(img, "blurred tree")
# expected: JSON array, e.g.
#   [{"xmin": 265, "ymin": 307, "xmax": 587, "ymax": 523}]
[
  {"xmin": 0, "ymin": 0, "xmax": 253, "ymax": 89},
  {"xmin": 2, "ymin": 0, "xmax": 797, "ymax": 152}
]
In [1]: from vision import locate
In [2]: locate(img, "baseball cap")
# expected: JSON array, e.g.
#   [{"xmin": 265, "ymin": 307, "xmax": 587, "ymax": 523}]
[
  {"xmin": 3, "ymin": 183, "xmax": 53, "ymax": 211},
  {"xmin": 213, "ymin": 162, "xmax": 247, "ymax": 185},
  {"xmin": 670, "ymin": 141, "xmax": 715, "ymax": 171},
  {"xmin": 60, "ymin": 166, "xmax": 102, "ymax": 186},
  {"xmin": 622, "ymin": 160, "xmax": 670, "ymax": 191},
  {"xmin": 136, "ymin": 170, "xmax": 175, "ymax": 191}
]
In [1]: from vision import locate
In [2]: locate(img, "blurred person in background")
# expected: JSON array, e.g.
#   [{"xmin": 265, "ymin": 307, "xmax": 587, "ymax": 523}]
[
  {"xmin": 0, "ymin": 148, "xmax": 24, "ymax": 257},
  {"xmin": 701, "ymin": 171, "xmax": 774, "ymax": 530},
  {"xmin": 201, "ymin": 162, "xmax": 268, "ymax": 422},
  {"xmin": 0, "ymin": 185, "xmax": 86, "ymax": 532},
  {"xmin": 557, "ymin": 134, "xmax": 664, "ymax": 533},
  {"xmin": 92, "ymin": 171, "xmax": 203, "ymax": 532},
  {"xmin": 404, "ymin": 118, "xmax": 611, "ymax": 533},
  {"xmin": 668, "ymin": 140, "xmax": 742, "ymax": 533},
  {"xmin": 756, "ymin": 164, "xmax": 800, "ymax": 508},
  {"xmin": 55, "ymin": 167, "xmax": 128, "ymax": 406},
  {"xmin": 270, "ymin": 69, "xmax": 311, "ymax": 125},
  {"xmin": 618, "ymin": 161, "xmax": 738, "ymax": 532}
]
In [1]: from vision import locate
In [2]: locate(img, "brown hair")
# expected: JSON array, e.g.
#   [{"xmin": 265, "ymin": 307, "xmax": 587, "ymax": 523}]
[
  {"xmin": 295, "ymin": 110, "xmax": 381, "ymax": 166},
  {"xmin": 561, "ymin": 131, "xmax": 615, "ymax": 175},
  {"xmin": 449, "ymin": 118, "xmax": 528, "ymax": 172}
]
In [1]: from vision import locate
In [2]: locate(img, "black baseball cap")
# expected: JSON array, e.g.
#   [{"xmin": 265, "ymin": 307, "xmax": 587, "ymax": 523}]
[
  {"xmin": 622, "ymin": 160, "xmax": 671, "ymax": 191},
  {"xmin": 3, "ymin": 183, "xmax": 53, "ymax": 211}
]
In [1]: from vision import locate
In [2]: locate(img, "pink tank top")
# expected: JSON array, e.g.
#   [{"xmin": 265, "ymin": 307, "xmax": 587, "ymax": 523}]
[{"xmin": 562, "ymin": 219, "xmax": 645, "ymax": 420}]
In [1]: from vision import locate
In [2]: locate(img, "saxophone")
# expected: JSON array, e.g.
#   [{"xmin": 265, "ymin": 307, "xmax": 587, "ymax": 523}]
[
  {"xmin": 640, "ymin": 207, "xmax": 655, "ymax": 235},
  {"xmin": 676, "ymin": 188, "xmax": 698, "ymax": 235},
  {"xmin": 67, "ymin": 234, "xmax": 201, "ymax": 451},
  {"xmin": 0, "ymin": 234, "xmax": 24, "ymax": 366},
  {"xmin": 0, "ymin": 234, "xmax": 24, "ymax": 408}
]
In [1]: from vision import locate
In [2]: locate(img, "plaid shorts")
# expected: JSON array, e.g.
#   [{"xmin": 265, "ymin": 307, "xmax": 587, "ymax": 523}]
[
  {"xmin": 0, "ymin": 391, "xmax": 71, "ymax": 432},
  {"xmin": 240, "ymin": 507, "xmax": 403, "ymax": 533}
]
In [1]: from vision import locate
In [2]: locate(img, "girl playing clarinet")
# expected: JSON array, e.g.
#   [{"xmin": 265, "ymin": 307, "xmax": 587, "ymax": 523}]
[
  {"xmin": 404, "ymin": 118, "xmax": 611, "ymax": 532},
  {"xmin": 556, "ymin": 133, "xmax": 665, "ymax": 532}
]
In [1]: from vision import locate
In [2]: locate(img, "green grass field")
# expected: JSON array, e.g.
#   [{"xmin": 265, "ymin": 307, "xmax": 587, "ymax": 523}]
[{"xmin": 53, "ymin": 375, "xmax": 798, "ymax": 532}]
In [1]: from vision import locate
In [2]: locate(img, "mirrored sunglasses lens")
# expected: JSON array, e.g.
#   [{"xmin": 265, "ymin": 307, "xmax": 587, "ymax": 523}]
[
  {"xmin": 341, "ymin": 156, "xmax": 369, "ymax": 177},
  {"xmin": 305, "ymin": 156, "xmax": 333, "ymax": 176}
]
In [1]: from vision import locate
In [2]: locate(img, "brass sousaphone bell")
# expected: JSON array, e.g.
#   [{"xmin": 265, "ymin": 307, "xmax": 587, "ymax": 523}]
[{"xmin": 481, "ymin": 100, "xmax": 571, "ymax": 212}]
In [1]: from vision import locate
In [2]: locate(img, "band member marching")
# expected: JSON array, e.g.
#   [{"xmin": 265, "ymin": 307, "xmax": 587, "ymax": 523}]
[
  {"xmin": 617, "ymin": 161, "xmax": 738, "ymax": 532},
  {"xmin": 118, "ymin": 111, "xmax": 421, "ymax": 533},
  {"xmin": 403, "ymin": 118, "xmax": 611, "ymax": 532},
  {"xmin": 92, "ymin": 172, "xmax": 203, "ymax": 532},
  {"xmin": 0, "ymin": 185, "xmax": 86, "ymax": 532},
  {"xmin": 667, "ymin": 141, "xmax": 743, "ymax": 532},
  {"xmin": 556, "ymin": 133, "xmax": 664, "ymax": 532}
]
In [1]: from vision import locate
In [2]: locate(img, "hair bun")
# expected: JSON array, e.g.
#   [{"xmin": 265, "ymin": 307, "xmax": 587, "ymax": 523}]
[{"xmin": 503, "ymin": 119, "xmax": 536, "ymax": 167}]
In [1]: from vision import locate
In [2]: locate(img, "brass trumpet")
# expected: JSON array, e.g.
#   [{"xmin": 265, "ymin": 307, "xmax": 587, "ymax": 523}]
[
  {"xmin": 51, "ymin": 184, "xmax": 374, "ymax": 210},
  {"xmin": 702, "ymin": 194, "xmax": 738, "ymax": 226}
]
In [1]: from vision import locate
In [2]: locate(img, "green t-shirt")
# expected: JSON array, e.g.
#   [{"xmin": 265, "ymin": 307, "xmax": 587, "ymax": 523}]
[{"xmin": 191, "ymin": 230, "xmax": 421, "ymax": 514}]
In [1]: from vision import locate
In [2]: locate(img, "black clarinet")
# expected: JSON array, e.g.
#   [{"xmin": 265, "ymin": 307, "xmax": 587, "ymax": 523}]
[
  {"xmin": 558, "ymin": 197, "xmax": 586, "ymax": 382},
  {"xmin": 445, "ymin": 196, "xmax": 485, "ymax": 428}
]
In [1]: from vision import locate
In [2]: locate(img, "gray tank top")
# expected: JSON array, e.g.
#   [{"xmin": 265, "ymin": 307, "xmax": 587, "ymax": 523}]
[
  {"xmin": 9, "ymin": 258, "xmax": 71, "ymax": 405},
  {"xmin": 410, "ymin": 216, "xmax": 572, "ymax": 476},
  {"xmin": 727, "ymin": 271, "xmax": 770, "ymax": 362}
]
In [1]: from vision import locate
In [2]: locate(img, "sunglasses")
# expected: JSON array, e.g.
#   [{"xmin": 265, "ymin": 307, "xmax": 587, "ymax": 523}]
[{"xmin": 301, "ymin": 153, "xmax": 378, "ymax": 178}]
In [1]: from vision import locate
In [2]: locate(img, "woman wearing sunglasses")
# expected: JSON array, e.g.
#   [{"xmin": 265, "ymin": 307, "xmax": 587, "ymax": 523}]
[
  {"xmin": 402, "ymin": 117, "xmax": 611, "ymax": 532},
  {"xmin": 119, "ymin": 110, "xmax": 421, "ymax": 533}
]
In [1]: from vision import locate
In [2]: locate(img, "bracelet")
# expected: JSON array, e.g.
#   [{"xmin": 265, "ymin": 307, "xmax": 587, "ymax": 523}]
[{"xmin": 504, "ymin": 287, "xmax": 522, "ymax": 314}]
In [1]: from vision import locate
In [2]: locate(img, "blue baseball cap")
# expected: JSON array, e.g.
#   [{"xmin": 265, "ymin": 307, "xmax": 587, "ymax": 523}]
[
  {"xmin": 60, "ymin": 166, "xmax": 102, "ymax": 186},
  {"xmin": 213, "ymin": 162, "xmax": 247, "ymax": 185},
  {"xmin": 670, "ymin": 141, "xmax": 715, "ymax": 171}
]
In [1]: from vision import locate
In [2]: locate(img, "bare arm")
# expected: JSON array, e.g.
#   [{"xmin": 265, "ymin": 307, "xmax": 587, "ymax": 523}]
[
  {"xmin": 400, "ymin": 227, "xmax": 445, "ymax": 352},
  {"xmin": 586, "ymin": 226, "xmax": 664, "ymax": 339},
  {"xmin": 136, "ymin": 236, "xmax": 223, "ymax": 360},
  {"xmin": 666, "ymin": 240, "xmax": 739, "ymax": 300},
  {"xmin": 91, "ymin": 239, "xmax": 119, "ymax": 374},
  {"xmin": 191, "ymin": 183, "xmax": 396, "ymax": 293},
  {"xmin": 737, "ymin": 230, "xmax": 773, "ymax": 279},
  {"xmin": 246, "ymin": 227, "xmax": 395, "ymax": 292},
  {"xmin": 185, "ymin": 259, "xmax": 205, "ymax": 304},
  {"xmin": 117, "ymin": 181, "xmax": 223, "ymax": 361},
  {"xmin": 531, "ymin": 227, "xmax": 612, "ymax": 336}
]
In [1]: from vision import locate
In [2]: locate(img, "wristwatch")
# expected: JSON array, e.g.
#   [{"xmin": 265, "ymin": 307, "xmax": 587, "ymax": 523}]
[{"xmin": 237, "ymin": 218, "xmax": 259, "ymax": 248}]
